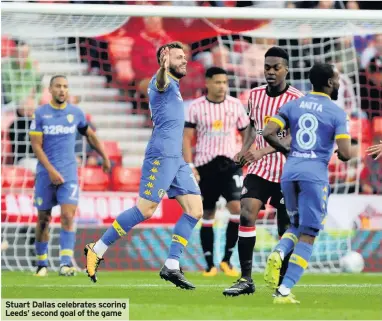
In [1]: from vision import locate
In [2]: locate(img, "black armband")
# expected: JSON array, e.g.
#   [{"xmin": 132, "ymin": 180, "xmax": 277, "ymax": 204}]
[
  {"xmin": 78, "ymin": 125, "xmax": 88, "ymax": 136},
  {"xmin": 184, "ymin": 122, "xmax": 196, "ymax": 129}
]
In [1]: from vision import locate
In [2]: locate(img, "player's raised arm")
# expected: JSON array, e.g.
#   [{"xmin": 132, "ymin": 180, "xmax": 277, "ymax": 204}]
[
  {"xmin": 156, "ymin": 47, "xmax": 170, "ymax": 91},
  {"xmin": 29, "ymin": 111, "xmax": 64, "ymax": 185}
]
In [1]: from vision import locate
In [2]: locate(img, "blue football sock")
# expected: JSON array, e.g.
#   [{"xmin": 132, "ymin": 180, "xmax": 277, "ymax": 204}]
[
  {"xmin": 35, "ymin": 241, "xmax": 48, "ymax": 267},
  {"xmin": 101, "ymin": 206, "xmax": 145, "ymax": 246},
  {"xmin": 60, "ymin": 230, "xmax": 76, "ymax": 266},
  {"xmin": 168, "ymin": 213, "xmax": 199, "ymax": 260},
  {"xmin": 275, "ymin": 225, "xmax": 300, "ymax": 259},
  {"xmin": 282, "ymin": 241, "xmax": 314, "ymax": 289}
]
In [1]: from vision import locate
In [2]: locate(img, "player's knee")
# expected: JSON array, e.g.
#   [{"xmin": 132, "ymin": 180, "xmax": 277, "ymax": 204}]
[
  {"xmin": 61, "ymin": 211, "xmax": 75, "ymax": 229},
  {"xmin": 299, "ymin": 226, "xmax": 319, "ymax": 243},
  {"xmin": 37, "ymin": 211, "xmax": 51, "ymax": 230},
  {"xmin": 177, "ymin": 194, "xmax": 203, "ymax": 220},
  {"xmin": 239, "ymin": 199, "xmax": 259, "ymax": 226},
  {"xmin": 136, "ymin": 197, "xmax": 159, "ymax": 219},
  {"xmin": 202, "ymin": 209, "xmax": 216, "ymax": 220},
  {"xmin": 187, "ymin": 198, "xmax": 203, "ymax": 220},
  {"xmin": 226, "ymin": 200, "xmax": 240, "ymax": 215},
  {"xmin": 188, "ymin": 204, "xmax": 203, "ymax": 220}
]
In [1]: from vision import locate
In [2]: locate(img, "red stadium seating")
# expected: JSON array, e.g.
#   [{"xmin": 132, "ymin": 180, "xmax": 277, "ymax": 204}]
[
  {"xmin": 102, "ymin": 141, "xmax": 122, "ymax": 166},
  {"xmin": 111, "ymin": 166, "xmax": 141, "ymax": 192},
  {"xmin": 349, "ymin": 117, "xmax": 372, "ymax": 144},
  {"xmin": 1, "ymin": 36, "xmax": 15, "ymax": 58},
  {"xmin": 1, "ymin": 166, "xmax": 35, "ymax": 189},
  {"xmin": 78, "ymin": 167, "xmax": 110, "ymax": 191},
  {"xmin": 360, "ymin": 142, "xmax": 369, "ymax": 159},
  {"xmin": 372, "ymin": 116, "xmax": 382, "ymax": 136}
]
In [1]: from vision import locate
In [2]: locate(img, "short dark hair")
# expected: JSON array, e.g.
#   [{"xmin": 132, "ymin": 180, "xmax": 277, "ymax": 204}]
[
  {"xmin": 205, "ymin": 66, "xmax": 227, "ymax": 78},
  {"xmin": 49, "ymin": 75, "xmax": 67, "ymax": 87},
  {"xmin": 367, "ymin": 56, "xmax": 382, "ymax": 74},
  {"xmin": 309, "ymin": 63, "xmax": 335, "ymax": 91},
  {"xmin": 156, "ymin": 42, "xmax": 184, "ymax": 64},
  {"xmin": 15, "ymin": 40, "xmax": 27, "ymax": 47},
  {"xmin": 264, "ymin": 46, "xmax": 289, "ymax": 65}
]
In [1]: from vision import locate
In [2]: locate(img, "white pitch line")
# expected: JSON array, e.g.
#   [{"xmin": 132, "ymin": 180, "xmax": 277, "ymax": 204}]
[{"xmin": 2, "ymin": 284, "xmax": 382, "ymax": 288}]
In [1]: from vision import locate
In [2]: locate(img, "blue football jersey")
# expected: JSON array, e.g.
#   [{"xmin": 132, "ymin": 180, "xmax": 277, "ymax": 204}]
[
  {"xmin": 271, "ymin": 92, "xmax": 350, "ymax": 183},
  {"xmin": 145, "ymin": 73, "xmax": 185, "ymax": 158},
  {"xmin": 29, "ymin": 102, "xmax": 88, "ymax": 181}
]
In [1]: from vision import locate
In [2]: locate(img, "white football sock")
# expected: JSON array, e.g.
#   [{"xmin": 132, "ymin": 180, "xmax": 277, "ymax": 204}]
[
  {"xmin": 93, "ymin": 240, "xmax": 108, "ymax": 258},
  {"xmin": 165, "ymin": 258, "xmax": 179, "ymax": 270},
  {"xmin": 278, "ymin": 284, "xmax": 291, "ymax": 296}
]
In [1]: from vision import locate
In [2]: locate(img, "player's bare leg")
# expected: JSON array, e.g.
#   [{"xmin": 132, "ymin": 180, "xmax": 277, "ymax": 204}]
[
  {"xmin": 85, "ymin": 197, "xmax": 153, "ymax": 282},
  {"xmin": 34, "ymin": 209, "xmax": 52, "ymax": 276},
  {"xmin": 223, "ymin": 198, "xmax": 261, "ymax": 296},
  {"xmin": 200, "ymin": 208, "xmax": 218, "ymax": 276},
  {"xmin": 159, "ymin": 194, "xmax": 202, "ymax": 290},
  {"xmin": 220, "ymin": 200, "xmax": 240, "ymax": 277},
  {"xmin": 59, "ymin": 204, "xmax": 77, "ymax": 276}
]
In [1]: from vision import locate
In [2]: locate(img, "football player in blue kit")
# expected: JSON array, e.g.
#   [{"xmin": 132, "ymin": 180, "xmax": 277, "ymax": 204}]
[
  {"xmin": 262, "ymin": 63, "xmax": 352, "ymax": 303},
  {"xmin": 29, "ymin": 75, "xmax": 111, "ymax": 277},
  {"xmin": 85, "ymin": 42, "xmax": 203, "ymax": 289}
]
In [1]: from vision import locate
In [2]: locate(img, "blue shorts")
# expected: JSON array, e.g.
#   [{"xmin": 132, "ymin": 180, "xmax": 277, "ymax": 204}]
[
  {"xmin": 281, "ymin": 180, "xmax": 330, "ymax": 236},
  {"xmin": 139, "ymin": 157, "xmax": 200, "ymax": 203},
  {"xmin": 34, "ymin": 175, "xmax": 79, "ymax": 210}
]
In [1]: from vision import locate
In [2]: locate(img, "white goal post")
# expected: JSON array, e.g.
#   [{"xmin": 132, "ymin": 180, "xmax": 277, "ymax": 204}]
[
  {"xmin": 1, "ymin": 3, "xmax": 381, "ymax": 273},
  {"xmin": 2, "ymin": 3, "xmax": 382, "ymax": 38}
]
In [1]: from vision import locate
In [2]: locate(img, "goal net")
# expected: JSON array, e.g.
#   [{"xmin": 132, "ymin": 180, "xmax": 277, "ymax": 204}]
[{"xmin": 2, "ymin": 3, "xmax": 381, "ymax": 273}]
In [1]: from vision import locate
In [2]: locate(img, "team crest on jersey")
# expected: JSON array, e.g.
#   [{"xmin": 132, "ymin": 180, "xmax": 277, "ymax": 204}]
[
  {"xmin": 67, "ymin": 114, "xmax": 74, "ymax": 123},
  {"xmin": 158, "ymin": 189, "xmax": 166, "ymax": 199},
  {"xmin": 36, "ymin": 197, "xmax": 43, "ymax": 206},
  {"xmin": 212, "ymin": 120, "xmax": 223, "ymax": 131}
]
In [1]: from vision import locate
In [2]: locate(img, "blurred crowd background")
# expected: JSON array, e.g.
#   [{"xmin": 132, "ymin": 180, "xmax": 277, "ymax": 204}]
[{"xmin": 1, "ymin": 0, "xmax": 381, "ymax": 195}]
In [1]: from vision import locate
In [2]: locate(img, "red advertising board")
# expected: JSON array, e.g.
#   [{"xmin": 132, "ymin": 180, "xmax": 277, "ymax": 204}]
[{"xmin": 1, "ymin": 192, "xmax": 184, "ymax": 226}]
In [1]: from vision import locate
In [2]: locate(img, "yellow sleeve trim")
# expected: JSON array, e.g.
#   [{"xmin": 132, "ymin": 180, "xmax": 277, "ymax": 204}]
[
  {"xmin": 335, "ymin": 134, "xmax": 351, "ymax": 140},
  {"xmin": 29, "ymin": 131, "xmax": 43, "ymax": 136},
  {"xmin": 155, "ymin": 81, "xmax": 170, "ymax": 92},
  {"xmin": 269, "ymin": 117, "xmax": 285, "ymax": 130}
]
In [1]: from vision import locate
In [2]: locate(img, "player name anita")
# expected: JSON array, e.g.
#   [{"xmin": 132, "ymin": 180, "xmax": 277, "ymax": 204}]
[{"xmin": 5, "ymin": 301, "xmax": 55, "ymax": 308}]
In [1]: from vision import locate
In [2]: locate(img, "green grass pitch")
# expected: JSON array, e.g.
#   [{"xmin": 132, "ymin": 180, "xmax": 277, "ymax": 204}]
[{"xmin": 2, "ymin": 271, "xmax": 382, "ymax": 320}]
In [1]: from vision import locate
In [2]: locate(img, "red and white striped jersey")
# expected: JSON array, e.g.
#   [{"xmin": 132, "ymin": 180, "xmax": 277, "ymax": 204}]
[
  {"xmin": 185, "ymin": 95, "xmax": 250, "ymax": 167},
  {"xmin": 247, "ymin": 85, "xmax": 304, "ymax": 182}
]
